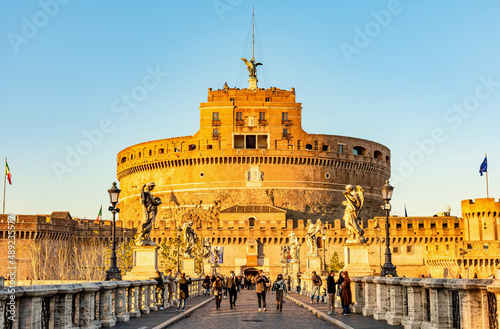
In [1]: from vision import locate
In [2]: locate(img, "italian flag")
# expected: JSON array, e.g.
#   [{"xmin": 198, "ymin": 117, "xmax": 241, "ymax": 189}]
[
  {"xmin": 96, "ymin": 205, "xmax": 102, "ymax": 221},
  {"xmin": 5, "ymin": 161, "xmax": 11, "ymax": 185}
]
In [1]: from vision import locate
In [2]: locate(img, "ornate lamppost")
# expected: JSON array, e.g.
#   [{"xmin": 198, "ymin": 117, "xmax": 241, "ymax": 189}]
[
  {"xmin": 321, "ymin": 224, "xmax": 327, "ymax": 275},
  {"xmin": 176, "ymin": 226, "xmax": 182, "ymax": 273},
  {"xmin": 380, "ymin": 180, "xmax": 397, "ymax": 277},
  {"xmin": 105, "ymin": 182, "xmax": 122, "ymax": 281}
]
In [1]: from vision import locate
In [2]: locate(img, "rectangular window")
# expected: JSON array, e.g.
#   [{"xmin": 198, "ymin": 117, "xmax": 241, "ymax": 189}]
[
  {"xmin": 282, "ymin": 112, "xmax": 288, "ymax": 121},
  {"xmin": 419, "ymin": 223, "xmax": 424, "ymax": 229},
  {"xmin": 149, "ymin": 150, "xmax": 152, "ymax": 156},
  {"xmin": 338, "ymin": 144, "xmax": 344, "ymax": 153},
  {"xmin": 393, "ymin": 247, "xmax": 399, "ymax": 253},
  {"xmin": 265, "ymin": 97, "xmax": 270, "ymax": 102},
  {"xmin": 322, "ymin": 145, "xmax": 328, "ymax": 151},
  {"xmin": 213, "ymin": 129, "xmax": 219, "ymax": 139},
  {"xmin": 230, "ymin": 97, "xmax": 235, "ymax": 102},
  {"xmin": 213, "ymin": 112, "xmax": 219, "ymax": 121},
  {"xmin": 407, "ymin": 246, "xmax": 413, "ymax": 253},
  {"xmin": 314, "ymin": 141, "xmax": 318, "ymax": 150},
  {"xmin": 257, "ymin": 135, "xmax": 268, "ymax": 149},
  {"xmin": 454, "ymin": 222, "xmax": 460, "ymax": 228},
  {"xmin": 408, "ymin": 222, "xmax": 413, "ymax": 229},
  {"xmin": 442, "ymin": 223, "xmax": 448, "ymax": 229},
  {"xmin": 484, "ymin": 244, "xmax": 489, "ymax": 249},
  {"xmin": 467, "ymin": 244, "xmax": 473, "ymax": 250},
  {"xmin": 236, "ymin": 112, "xmax": 243, "ymax": 120},
  {"xmin": 396, "ymin": 223, "xmax": 402, "ymax": 229},
  {"xmin": 207, "ymin": 144, "xmax": 213, "ymax": 150},
  {"xmin": 430, "ymin": 223, "xmax": 436, "ymax": 229},
  {"xmin": 246, "ymin": 135, "xmax": 256, "ymax": 149},
  {"xmin": 283, "ymin": 128, "xmax": 288, "ymax": 135},
  {"xmin": 234, "ymin": 135, "xmax": 244, "ymax": 149},
  {"xmin": 297, "ymin": 140, "xmax": 301, "ymax": 150},
  {"xmin": 259, "ymin": 112, "xmax": 265, "ymax": 120},
  {"xmin": 158, "ymin": 148, "xmax": 164, "ymax": 154}
]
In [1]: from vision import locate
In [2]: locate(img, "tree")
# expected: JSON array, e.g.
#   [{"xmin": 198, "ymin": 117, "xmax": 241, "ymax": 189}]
[
  {"xmin": 159, "ymin": 229, "xmax": 181, "ymax": 272},
  {"xmin": 329, "ymin": 251, "xmax": 344, "ymax": 273}
]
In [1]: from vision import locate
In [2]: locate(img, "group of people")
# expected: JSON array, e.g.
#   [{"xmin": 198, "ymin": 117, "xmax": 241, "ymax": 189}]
[
  {"xmin": 310, "ymin": 270, "xmax": 352, "ymax": 315},
  {"xmin": 154, "ymin": 268, "xmax": 353, "ymax": 315},
  {"xmin": 201, "ymin": 270, "xmax": 289, "ymax": 312}
]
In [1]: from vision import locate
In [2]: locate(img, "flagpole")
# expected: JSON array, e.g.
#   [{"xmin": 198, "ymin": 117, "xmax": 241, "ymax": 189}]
[
  {"xmin": 3, "ymin": 157, "xmax": 6, "ymax": 214},
  {"xmin": 486, "ymin": 153, "xmax": 489, "ymax": 198}
]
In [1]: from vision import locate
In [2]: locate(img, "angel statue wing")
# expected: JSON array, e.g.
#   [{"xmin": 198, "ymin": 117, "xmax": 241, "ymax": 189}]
[
  {"xmin": 255, "ymin": 62, "xmax": 263, "ymax": 67},
  {"xmin": 241, "ymin": 58, "xmax": 250, "ymax": 66},
  {"xmin": 357, "ymin": 186, "xmax": 365, "ymax": 210},
  {"xmin": 182, "ymin": 222, "xmax": 189, "ymax": 239}
]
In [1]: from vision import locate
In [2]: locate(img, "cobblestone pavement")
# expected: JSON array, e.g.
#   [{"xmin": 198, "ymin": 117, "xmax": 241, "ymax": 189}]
[
  {"xmin": 113, "ymin": 294, "xmax": 213, "ymax": 328},
  {"xmin": 288, "ymin": 291, "xmax": 404, "ymax": 329},
  {"xmin": 167, "ymin": 289, "xmax": 333, "ymax": 329}
]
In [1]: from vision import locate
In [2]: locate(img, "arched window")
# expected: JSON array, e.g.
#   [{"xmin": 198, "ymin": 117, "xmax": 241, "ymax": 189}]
[
  {"xmin": 353, "ymin": 146, "xmax": 366, "ymax": 156},
  {"xmin": 374, "ymin": 150, "xmax": 383, "ymax": 160},
  {"xmin": 249, "ymin": 217, "xmax": 256, "ymax": 228}
]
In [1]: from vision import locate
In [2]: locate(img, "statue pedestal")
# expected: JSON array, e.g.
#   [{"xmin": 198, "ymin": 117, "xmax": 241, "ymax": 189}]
[
  {"xmin": 248, "ymin": 77, "xmax": 258, "ymax": 90},
  {"xmin": 343, "ymin": 243, "xmax": 374, "ymax": 277},
  {"xmin": 289, "ymin": 262, "xmax": 300, "ymax": 274},
  {"xmin": 306, "ymin": 257, "xmax": 322, "ymax": 274},
  {"xmin": 204, "ymin": 262, "xmax": 212, "ymax": 275},
  {"xmin": 181, "ymin": 257, "xmax": 197, "ymax": 276},
  {"xmin": 123, "ymin": 245, "xmax": 159, "ymax": 280}
]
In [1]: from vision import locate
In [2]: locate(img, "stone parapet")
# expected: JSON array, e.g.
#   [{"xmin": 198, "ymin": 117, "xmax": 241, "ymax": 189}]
[
  {"xmin": 351, "ymin": 277, "xmax": 498, "ymax": 329},
  {"xmin": 1, "ymin": 278, "xmax": 204, "ymax": 329}
]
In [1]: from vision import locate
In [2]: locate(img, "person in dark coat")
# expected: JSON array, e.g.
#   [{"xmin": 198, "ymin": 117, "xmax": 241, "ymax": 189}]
[
  {"xmin": 226, "ymin": 270, "xmax": 238, "ymax": 309},
  {"xmin": 202, "ymin": 275, "xmax": 211, "ymax": 296},
  {"xmin": 340, "ymin": 271, "xmax": 352, "ymax": 315},
  {"xmin": 153, "ymin": 270, "xmax": 165, "ymax": 309},
  {"xmin": 326, "ymin": 270, "xmax": 337, "ymax": 315},
  {"xmin": 176, "ymin": 272, "xmax": 192, "ymax": 312}
]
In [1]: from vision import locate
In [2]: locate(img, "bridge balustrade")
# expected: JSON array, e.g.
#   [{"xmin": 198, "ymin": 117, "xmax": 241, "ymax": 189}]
[
  {"xmin": 349, "ymin": 276, "xmax": 500, "ymax": 329},
  {"xmin": 0, "ymin": 277, "xmax": 204, "ymax": 329}
]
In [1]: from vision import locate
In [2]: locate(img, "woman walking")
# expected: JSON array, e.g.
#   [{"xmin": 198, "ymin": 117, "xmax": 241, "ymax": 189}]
[
  {"xmin": 202, "ymin": 275, "xmax": 211, "ymax": 296},
  {"xmin": 212, "ymin": 276, "xmax": 223, "ymax": 310},
  {"xmin": 271, "ymin": 274, "xmax": 288, "ymax": 312},
  {"xmin": 340, "ymin": 271, "xmax": 352, "ymax": 315},
  {"xmin": 176, "ymin": 273, "xmax": 192, "ymax": 312}
]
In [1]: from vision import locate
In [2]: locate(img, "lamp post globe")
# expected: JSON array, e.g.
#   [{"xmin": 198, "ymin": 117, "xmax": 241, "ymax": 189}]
[
  {"xmin": 380, "ymin": 180, "xmax": 397, "ymax": 277},
  {"xmin": 105, "ymin": 182, "xmax": 122, "ymax": 281}
]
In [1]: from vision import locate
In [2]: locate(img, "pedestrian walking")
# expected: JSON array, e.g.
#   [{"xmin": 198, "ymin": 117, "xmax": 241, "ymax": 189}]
[
  {"xmin": 226, "ymin": 270, "xmax": 238, "ymax": 309},
  {"xmin": 222, "ymin": 275, "xmax": 228, "ymax": 299},
  {"xmin": 176, "ymin": 273, "xmax": 192, "ymax": 312},
  {"xmin": 202, "ymin": 275, "xmax": 211, "ymax": 296},
  {"xmin": 296, "ymin": 274, "xmax": 301, "ymax": 293},
  {"xmin": 271, "ymin": 274, "xmax": 288, "ymax": 312},
  {"xmin": 286, "ymin": 275, "xmax": 291, "ymax": 292},
  {"xmin": 165, "ymin": 269, "xmax": 179, "ymax": 307},
  {"xmin": 153, "ymin": 270, "xmax": 165, "ymax": 309},
  {"xmin": 340, "ymin": 271, "xmax": 352, "ymax": 315},
  {"xmin": 310, "ymin": 271, "xmax": 322, "ymax": 303},
  {"xmin": 326, "ymin": 270, "xmax": 338, "ymax": 315},
  {"xmin": 255, "ymin": 270, "xmax": 269, "ymax": 311},
  {"xmin": 212, "ymin": 276, "xmax": 223, "ymax": 310}
]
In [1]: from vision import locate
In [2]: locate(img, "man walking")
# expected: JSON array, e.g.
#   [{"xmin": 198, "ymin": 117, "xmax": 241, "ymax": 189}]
[
  {"xmin": 310, "ymin": 271, "xmax": 322, "ymax": 303},
  {"xmin": 176, "ymin": 273, "xmax": 192, "ymax": 312},
  {"xmin": 226, "ymin": 270, "xmax": 238, "ymax": 309},
  {"xmin": 255, "ymin": 270, "xmax": 269, "ymax": 311},
  {"xmin": 165, "ymin": 269, "xmax": 179, "ymax": 307}
]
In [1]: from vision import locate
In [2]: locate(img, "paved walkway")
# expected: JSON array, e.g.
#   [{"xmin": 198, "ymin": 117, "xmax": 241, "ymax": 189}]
[
  {"xmin": 287, "ymin": 291, "xmax": 404, "ymax": 329},
  {"xmin": 113, "ymin": 289, "xmax": 404, "ymax": 328}
]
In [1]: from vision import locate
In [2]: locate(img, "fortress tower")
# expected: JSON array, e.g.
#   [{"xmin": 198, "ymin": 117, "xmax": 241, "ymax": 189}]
[
  {"xmin": 462, "ymin": 198, "xmax": 500, "ymax": 241},
  {"xmin": 116, "ymin": 59, "xmax": 391, "ymax": 229}
]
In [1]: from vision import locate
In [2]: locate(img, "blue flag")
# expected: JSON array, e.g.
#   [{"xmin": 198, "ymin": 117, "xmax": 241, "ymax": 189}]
[
  {"xmin": 480, "ymin": 157, "xmax": 487, "ymax": 176},
  {"xmin": 404, "ymin": 205, "xmax": 408, "ymax": 217}
]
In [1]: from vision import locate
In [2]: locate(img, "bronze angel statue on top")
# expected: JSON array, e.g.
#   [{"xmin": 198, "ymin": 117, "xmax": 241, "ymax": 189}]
[{"xmin": 241, "ymin": 58, "xmax": 262, "ymax": 78}]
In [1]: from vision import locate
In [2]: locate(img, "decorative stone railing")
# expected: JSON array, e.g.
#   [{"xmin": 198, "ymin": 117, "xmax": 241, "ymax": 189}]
[
  {"xmin": 0, "ymin": 277, "xmax": 204, "ymax": 329},
  {"xmin": 352, "ymin": 276, "xmax": 500, "ymax": 329},
  {"xmin": 298, "ymin": 275, "xmax": 328, "ymax": 299}
]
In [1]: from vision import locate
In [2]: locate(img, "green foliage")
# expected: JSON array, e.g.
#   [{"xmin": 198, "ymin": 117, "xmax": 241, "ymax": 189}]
[
  {"xmin": 159, "ymin": 229, "xmax": 181, "ymax": 272},
  {"xmin": 329, "ymin": 251, "xmax": 345, "ymax": 273},
  {"xmin": 117, "ymin": 236, "xmax": 135, "ymax": 274},
  {"xmin": 193, "ymin": 236, "xmax": 205, "ymax": 275}
]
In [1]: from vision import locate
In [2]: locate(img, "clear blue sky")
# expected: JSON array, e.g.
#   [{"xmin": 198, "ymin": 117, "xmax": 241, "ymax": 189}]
[{"xmin": 1, "ymin": 1, "xmax": 499, "ymax": 219}]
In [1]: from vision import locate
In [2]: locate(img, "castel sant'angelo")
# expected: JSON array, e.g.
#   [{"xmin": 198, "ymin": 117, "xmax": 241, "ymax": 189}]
[
  {"xmin": 114, "ymin": 53, "xmax": 500, "ymax": 279},
  {"xmin": 3, "ymin": 51, "xmax": 498, "ymax": 281}
]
